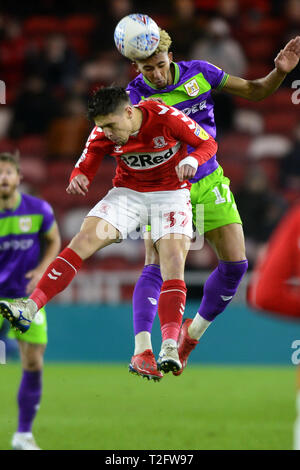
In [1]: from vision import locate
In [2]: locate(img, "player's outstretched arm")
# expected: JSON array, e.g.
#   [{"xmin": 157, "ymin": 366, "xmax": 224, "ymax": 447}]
[{"xmin": 223, "ymin": 36, "xmax": 300, "ymax": 101}]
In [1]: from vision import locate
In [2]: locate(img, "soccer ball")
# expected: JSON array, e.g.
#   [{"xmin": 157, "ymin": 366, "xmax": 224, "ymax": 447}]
[{"xmin": 114, "ymin": 13, "xmax": 160, "ymax": 61}]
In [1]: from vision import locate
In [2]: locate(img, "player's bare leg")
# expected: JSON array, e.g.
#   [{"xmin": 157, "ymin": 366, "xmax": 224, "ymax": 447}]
[
  {"xmin": 12, "ymin": 342, "xmax": 46, "ymax": 450},
  {"xmin": 175, "ymin": 223, "xmax": 248, "ymax": 376}
]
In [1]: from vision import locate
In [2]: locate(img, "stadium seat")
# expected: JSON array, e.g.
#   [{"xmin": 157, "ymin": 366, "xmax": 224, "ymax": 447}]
[
  {"xmin": 195, "ymin": 0, "xmax": 218, "ymax": 10},
  {"xmin": 256, "ymin": 158, "xmax": 280, "ymax": 188},
  {"xmin": 63, "ymin": 15, "xmax": 96, "ymax": 35},
  {"xmin": 218, "ymin": 132, "xmax": 251, "ymax": 158},
  {"xmin": 234, "ymin": 109, "xmax": 264, "ymax": 135},
  {"xmin": 248, "ymin": 134, "xmax": 292, "ymax": 160},
  {"xmin": 20, "ymin": 157, "xmax": 47, "ymax": 185},
  {"xmin": 0, "ymin": 138, "xmax": 15, "ymax": 153},
  {"xmin": 243, "ymin": 37, "xmax": 277, "ymax": 62},
  {"xmin": 47, "ymin": 161, "xmax": 75, "ymax": 180},
  {"xmin": 66, "ymin": 36, "xmax": 89, "ymax": 58},
  {"xmin": 263, "ymin": 111, "xmax": 299, "ymax": 136},
  {"xmin": 244, "ymin": 63, "xmax": 271, "ymax": 80},
  {"xmin": 17, "ymin": 135, "xmax": 47, "ymax": 158}
]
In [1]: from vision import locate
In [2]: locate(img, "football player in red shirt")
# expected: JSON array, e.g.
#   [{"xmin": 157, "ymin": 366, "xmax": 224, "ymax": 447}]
[
  {"xmin": 0, "ymin": 86, "xmax": 217, "ymax": 379},
  {"xmin": 247, "ymin": 204, "xmax": 300, "ymax": 450}
]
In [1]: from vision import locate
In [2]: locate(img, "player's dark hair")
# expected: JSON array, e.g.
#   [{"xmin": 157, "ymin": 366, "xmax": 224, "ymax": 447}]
[
  {"xmin": 0, "ymin": 151, "xmax": 20, "ymax": 173},
  {"xmin": 87, "ymin": 86, "xmax": 131, "ymax": 120}
]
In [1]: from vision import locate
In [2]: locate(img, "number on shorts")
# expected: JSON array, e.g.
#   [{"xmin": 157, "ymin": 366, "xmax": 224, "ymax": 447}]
[
  {"xmin": 212, "ymin": 184, "xmax": 231, "ymax": 204},
  {"xmin": 163, "ymin": 211, "xmax": 189, "ymax": 229}
]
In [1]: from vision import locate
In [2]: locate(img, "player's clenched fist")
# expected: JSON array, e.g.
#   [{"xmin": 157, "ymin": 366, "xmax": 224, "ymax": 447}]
[
  {"xmin": 66, "ymin": 174, "xmax": 89, "ymax": 196},
  {"xmin": 175, "ymin": 163, "xmax": 197, "ymax": 182}
]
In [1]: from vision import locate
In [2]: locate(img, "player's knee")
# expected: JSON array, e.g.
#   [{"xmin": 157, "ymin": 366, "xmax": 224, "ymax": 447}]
[
  {"xmin": 70, "ymin": 230, "xmax": 99, "ymax": 258},
  {"xmin": 161, "ymin": 252, "xmax": 186, "ymax": 279},
  {"xmin": 219, "ymin": 259, "xmax": 248, "ymax": 284},
  {"xmin": 23, "ymin": 355, "xmax": 43, "ymax": 371}
]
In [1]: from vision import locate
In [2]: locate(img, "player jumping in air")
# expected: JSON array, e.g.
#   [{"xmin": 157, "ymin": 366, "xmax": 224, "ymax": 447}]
[
  {"xmin": 0, "ymin": 152, "xmax": 61, "ymax": 450},
  {"xmin": 125, "ymin": 28, "xmax": 300, "ymax": 378},
  {"xmin": 0, "ymin": 86, "xmax": 217, "ymax": 379}
]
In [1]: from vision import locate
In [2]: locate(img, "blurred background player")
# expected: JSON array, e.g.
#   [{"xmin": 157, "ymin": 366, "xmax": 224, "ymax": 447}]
[
  {"xmin": 0, "ymin": 152, "xmax": 61, "ymax": 450},
  {"xmin": 126, "ymin": 28, "xmax": 300, "ymax": 377},
  {"xmin": 247, "ymin": 203, "xmax": 300, "ymax": 450},
  {"xmin": 0, "ymin": 86, "xmax": 217, "ymax": 376}
]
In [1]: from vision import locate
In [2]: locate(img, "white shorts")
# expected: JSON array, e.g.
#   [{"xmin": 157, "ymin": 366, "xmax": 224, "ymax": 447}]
[{"xmin": 86, "ymin": 187, "xmax": 193, "ymax": 243}]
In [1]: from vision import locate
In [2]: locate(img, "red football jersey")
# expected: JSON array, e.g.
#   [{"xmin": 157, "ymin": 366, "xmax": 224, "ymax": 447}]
[{"xmin": 70, "ymin": 100, "xmax": 218, "ymax": 192}]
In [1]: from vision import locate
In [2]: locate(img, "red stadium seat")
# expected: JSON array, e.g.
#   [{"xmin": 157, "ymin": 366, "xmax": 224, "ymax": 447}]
[
  {"xmin": 218, "ymin": 133, "xmax": 251, "ymax": 158},
  {"xmin": 23, "ymin": 16, "xmax": 62, "ymax": 35},
  {"xmin": 256, "ymin": 158, "xmax": 280, "ymax": 188},
  {"xmin": 17, "ymin": 135, "xmax": 46, "ymax": 158},
  {"xmin": 47, "ymin": 161, "xmax": 75, "ymax": 180},
  {"xmin": 244, "ymin": 63, "xmax": 271, "ymax": 81},
  {"xmin": 243, "ymin": 37, "xmax": 277, "ymax": 62},
  {"xmin": 263, "ymin": 111, "xmax": 299, "ymax": 136},
  {"xmin": 20, "ymin": 157, "xmax": 47, "ymax": 184},
  {"xmin": 63, "ymin": 15, "xmax": 96, "ymax": 35},
  {"xmin": 67, "ymin": 36, "xmax": 89, "ymax": 58},
  {"xmin": 0, "ymin": 138, "xmax": 16, "ymax": 153}
]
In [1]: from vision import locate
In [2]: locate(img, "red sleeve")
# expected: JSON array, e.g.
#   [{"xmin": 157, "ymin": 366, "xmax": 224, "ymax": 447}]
[
  {"xmin": 69, "ymin": 127, "xmax": 111, "ymax": 186},
  {"xmin": 156, "ymin": 104, "xmax": 218, "ymax": 166},
  {"xmin": 247, "ymin": 207, "xmax": 300, "ymax": 319}
]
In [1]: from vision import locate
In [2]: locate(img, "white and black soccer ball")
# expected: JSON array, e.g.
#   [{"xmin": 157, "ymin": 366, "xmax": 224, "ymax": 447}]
[{"xmin": 114, "ymin": 13, "xmax": 160, "ymax": 61}]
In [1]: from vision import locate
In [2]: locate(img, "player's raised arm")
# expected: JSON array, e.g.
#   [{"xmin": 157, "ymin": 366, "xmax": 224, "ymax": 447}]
[{"xmin": 223, "ymin": 36, "xmax": 300, "ymax": 101}]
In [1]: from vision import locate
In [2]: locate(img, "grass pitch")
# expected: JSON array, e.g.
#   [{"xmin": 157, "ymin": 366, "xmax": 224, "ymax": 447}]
[{"xmin": 0, "ymin": 363, "xmax": 296, "ymax": 450}]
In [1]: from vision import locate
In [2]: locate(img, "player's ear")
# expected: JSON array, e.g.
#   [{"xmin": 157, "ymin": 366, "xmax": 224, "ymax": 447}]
[
  {"xmin": 168, "ymin": 52, "xmax": 173, "ymax": 62},
  {"xmin": 125, "ymin": 105, "xmax": 133, "ymax": 118},
  {"xmin": 132, "ymin": 61, "xmax": 140, "ymax": 73}
]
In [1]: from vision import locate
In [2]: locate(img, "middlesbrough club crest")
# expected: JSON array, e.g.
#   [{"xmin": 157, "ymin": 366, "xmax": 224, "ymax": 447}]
[{"xmin": 153, "ymin": 136, "xmax": 167, "ymax": 149}]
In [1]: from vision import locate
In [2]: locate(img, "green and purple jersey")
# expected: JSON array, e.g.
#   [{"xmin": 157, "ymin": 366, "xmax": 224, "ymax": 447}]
[
  {"xmin": 127, "ymin": 60, "xmax": 228, "ymax": 182},
  {"xmin": 0, "ymin": 192, "xmax": 55, "ymax": 298}
]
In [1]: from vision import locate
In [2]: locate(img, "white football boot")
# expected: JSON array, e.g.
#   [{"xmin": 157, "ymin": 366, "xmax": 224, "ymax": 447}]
[
  {"xmin": 157, "ymin": 341, "xmax": 182, "ymax": 373},
  {"xmin": 12, "ymin": 432, "xmax": 41, "ymax": 450},
  {"xmin": 0, "ymin": 299, "xmax": 37, "ymax": 333}
]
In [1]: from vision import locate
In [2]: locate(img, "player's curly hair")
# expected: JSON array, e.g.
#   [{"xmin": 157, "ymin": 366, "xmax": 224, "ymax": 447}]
[
  {"xmin": 134, "ymin": 28, "xmax": 172, "ymax": 63},
  {"xmin": 87, "ymin": 86, "xmax": 131, "ymax": 120},
  {"xmin": 0, "ymin": 151, "xmax": 20, "ymax": 173},
  {"xmin": 154, "ymin": 28, "xmax": 172, "ymax": 54}
]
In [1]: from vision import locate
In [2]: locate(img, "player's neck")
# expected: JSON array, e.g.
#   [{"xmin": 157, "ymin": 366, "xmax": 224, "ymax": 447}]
[
  {"xmin": 131, "ymin": 108, "xmax": 144, "ymax": 134},
  {"xmin": 0, "ymin": 190, "xmax": 20, "ymax": 211},
  {"xmin": 168, "ymin": 63, "xmax": 175, "ymax": 85}
]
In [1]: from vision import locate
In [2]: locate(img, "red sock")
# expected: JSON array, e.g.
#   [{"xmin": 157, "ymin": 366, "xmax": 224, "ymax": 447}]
[
  {"xmin": 29, "ymin": 247, "xmax": 83, "ymax": 309},
  {"xmin": 158, "ymin": 279, "xmax": 187, "ymax": 342}
]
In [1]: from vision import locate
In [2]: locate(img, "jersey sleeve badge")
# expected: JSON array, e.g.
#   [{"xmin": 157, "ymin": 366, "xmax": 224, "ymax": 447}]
[{"xmin": 194, "ymin": 124, "xmax": 209, "ymax": 140}]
